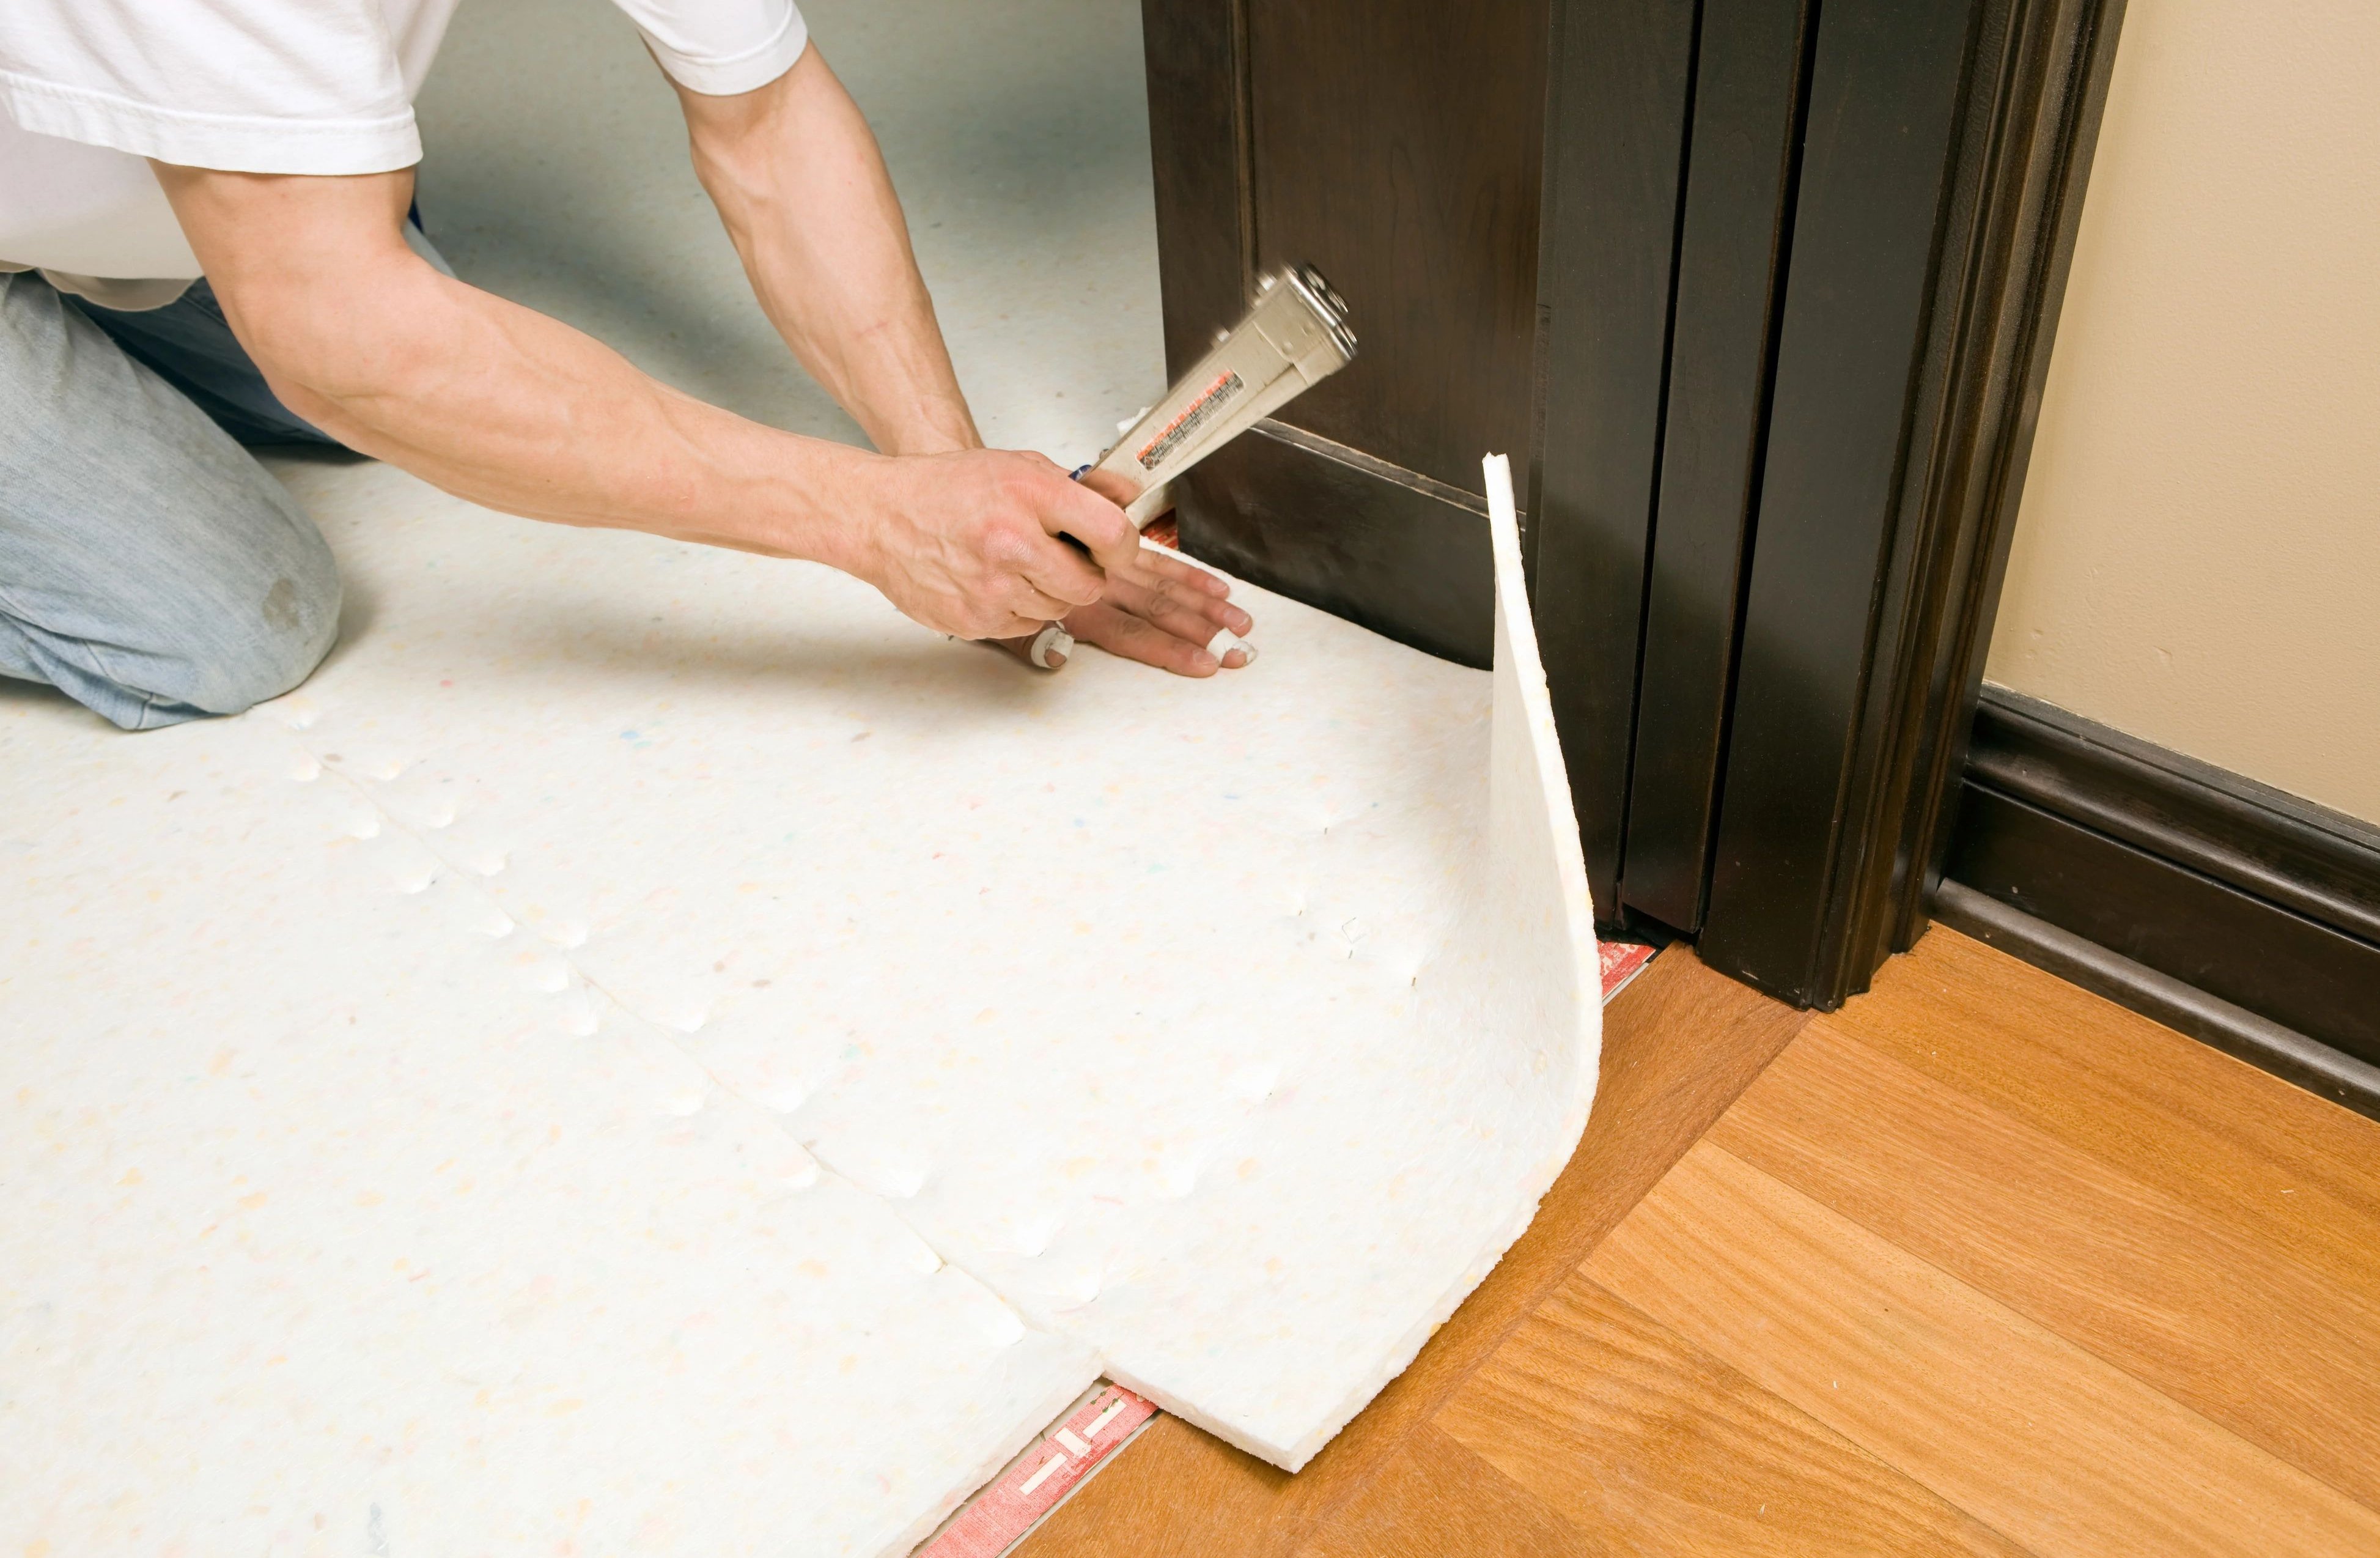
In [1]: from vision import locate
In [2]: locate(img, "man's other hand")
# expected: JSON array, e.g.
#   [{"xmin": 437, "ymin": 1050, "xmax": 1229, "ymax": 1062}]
[
  {"xmin": 1048, "ymin": 467, "xmax": 1254, "ymax": 677},
  {"xmin": 1055, "ymin": 541, "xmax": 1256, "ymax": 676}
]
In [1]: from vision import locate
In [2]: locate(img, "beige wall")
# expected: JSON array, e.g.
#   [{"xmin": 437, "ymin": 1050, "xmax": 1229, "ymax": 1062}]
[{"xmin": 1987, "ymin": 0, "xmax": 2380, "ymax": 823}]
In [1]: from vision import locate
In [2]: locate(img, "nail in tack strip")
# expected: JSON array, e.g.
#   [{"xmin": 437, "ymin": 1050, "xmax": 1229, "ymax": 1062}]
[{"xmin": 916, "ymin": 1385, "xmax": 1157, "ymax": 1558}]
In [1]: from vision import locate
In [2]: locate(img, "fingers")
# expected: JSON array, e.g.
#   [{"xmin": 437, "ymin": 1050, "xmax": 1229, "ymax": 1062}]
[
  {"xmin": 1122, "ymin": 542, "xmax": 1231, "ymax": 597},
  {"xmin": 951, "ymin": 528, "xmax": 1075, "ymax": 634},
  {"xmin": 1016, "ymin": 546, "xmax": 1102, "ymax": 614},
  {"xmin": 1075, "ymin": 466, "xmax": 1139, "ymax": 509},
  {"xmin": 1063, "ymin": 601, "xmax": 1221, "ymax": 677},
  {"xmin": 951, "ymin": 463, "xmax": 1105, "ymax": 634},
  {"xmin": 1105, "ymin": 558, "xmax": 1254, "ymax": 648},
  {"xmin": 990, "ymin": 630, "xmax": 1061, "ymax": 668},
  {"xmin": 1011, "ymin": 580, "xmax": 1078, "ymax": 622},
  {"xmin": 1121, "ymin": 544, "xmax": 1249, "ymax": 629},
  {"xmin": 992, "ymin": 456, "xmax": 1124, "ymax": 610},
  {"xmin": 1034, "ymin": 466, "xmax": 1141, "ymax": 575}
]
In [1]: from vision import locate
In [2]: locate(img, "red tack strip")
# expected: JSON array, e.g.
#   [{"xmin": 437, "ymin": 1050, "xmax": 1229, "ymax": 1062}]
[
  {"xmin": 1599, "ymin": 940, "xmax": 1657, "ymax": 1003},
  {"xmin": 918, "ymin": 1385, "xmax": 1157, "ymax": 1558}
]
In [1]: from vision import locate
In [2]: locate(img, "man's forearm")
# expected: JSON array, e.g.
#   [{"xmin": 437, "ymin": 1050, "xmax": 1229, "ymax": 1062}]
[
  {"xmin": 152, "ymin": 104, "xmax": 1146, "ymax": 648},
  {"xmin": 154, "ymin": 163, "xmax": 875, "ymax": 567},
  {"xmin": 679, "ymin": 47, "xmax": 979, "ymax": 458}
]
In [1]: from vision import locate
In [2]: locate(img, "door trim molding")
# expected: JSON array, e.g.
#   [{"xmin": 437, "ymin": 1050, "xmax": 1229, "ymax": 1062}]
[
  {"xmin": 1528, "ymin": 0, "xmax": 1703, "ymax": 918},
  {"xmin": 1697, "ymin": 0, "xmax": 2131, "ymax": 1006}
]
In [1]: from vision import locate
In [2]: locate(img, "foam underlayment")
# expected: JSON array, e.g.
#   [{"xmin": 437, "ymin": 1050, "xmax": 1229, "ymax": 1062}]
[{"xmin": 1, "ymin": 454, "xmax": 1599, "ymax": 1553}]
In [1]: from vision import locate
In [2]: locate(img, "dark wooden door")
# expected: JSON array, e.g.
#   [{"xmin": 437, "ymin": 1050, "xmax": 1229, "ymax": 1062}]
[
  {"xmin": 1140, "ymin": 0, "xmax": 1546, "ymax": 668},
  {"xmin": 1140, "ymin": 0, "xmax": 2123, "ymax": 1010}
]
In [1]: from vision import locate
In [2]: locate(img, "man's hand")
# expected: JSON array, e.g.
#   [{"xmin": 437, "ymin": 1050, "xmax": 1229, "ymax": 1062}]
[
  {"xmin": 850, "ymin": 449, "xmax": 1140, "ymax": 640},
  {"xmin": 970, "ymin": 466, "xmax": 1256, "ymax": 674},
  {"xmin": 1055, "ymin": 542, "xmax": 1256, "ymax": 675}
]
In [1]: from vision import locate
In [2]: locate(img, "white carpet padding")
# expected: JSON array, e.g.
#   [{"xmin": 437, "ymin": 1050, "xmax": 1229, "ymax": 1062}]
[{"xmin": 1, "ymin": 452, "xmax": 1597, "ymax": 1549}]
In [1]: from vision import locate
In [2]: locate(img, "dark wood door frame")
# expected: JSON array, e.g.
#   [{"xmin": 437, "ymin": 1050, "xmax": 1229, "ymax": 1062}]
[
  {"xmin": 1525, "ymin": 0, "xmax": 1701, "ymax": 928},
  {"xmin": 1609, "ymin": 0, "xmax": 1817, "ymax": 938},
  {"xmin": 1138, "ymin": 0, "xmax": 2128, "ymax": 1013},
  {"xmin": 1694, "ymin": 0, "xmax": 2129, "ymax": 1006},
  {"xmin": 1533, "ymin": 0, "xmax": 2128, "ymax": 1008}
]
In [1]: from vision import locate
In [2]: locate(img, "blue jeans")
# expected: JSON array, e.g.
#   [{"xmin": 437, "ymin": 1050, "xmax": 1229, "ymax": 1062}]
[{"xmin": 0, "ymin": 271, "xmax": 344, "ymax": 729}]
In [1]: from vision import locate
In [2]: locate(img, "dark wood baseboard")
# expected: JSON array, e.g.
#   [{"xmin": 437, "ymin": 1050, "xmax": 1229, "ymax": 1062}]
[
  {"xmin": 1176, "ymin": 419, "xmax": 1495, "ymax": 668},
  {"xmin": 1935, "ymin": 882, "xmax": 2380, "ymax": 1122},
  {"xmin": 1941, "ymin": 687, "xmax": 2380, "ymax": 1103}
]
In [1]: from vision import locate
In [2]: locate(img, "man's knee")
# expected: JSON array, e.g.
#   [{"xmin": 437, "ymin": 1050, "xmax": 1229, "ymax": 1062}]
[
  {"xmin": 1, "ymin": 273, "xmax": 345, "ymax": 727},
  {"xmin": 0, "ymin": 480, "xmax": 344, "ymax": 729},
  {"xmin": 165, "ymin": 494, "xmax": 345, "ymax": 718}
]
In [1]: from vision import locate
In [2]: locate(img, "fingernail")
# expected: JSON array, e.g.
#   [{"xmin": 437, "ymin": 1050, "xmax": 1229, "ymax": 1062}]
[
  {"xmin": 1232, "ymin": 641, "xmax": 1257, "ymax": 665},
  {"xmin": 1192, "ymin": 650, "xmax": 1219, "ymax": 674}
]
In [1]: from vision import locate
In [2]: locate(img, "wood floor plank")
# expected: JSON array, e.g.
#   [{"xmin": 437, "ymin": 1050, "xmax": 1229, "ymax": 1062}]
[
  {"xmin": 1017, "ymin": 947, "xmax": 1810, "ymax": 1558},
  {"xmin": 1835, "ymin": 928, "xmax": 2380, "ymax": 1300},
  {"xmin": 1587, "ymin": 1141, "xmax": 2380, "ymax": 1557},
  {"xmin": 1434, "ymin": 1271, "xmax": 2031, "ymax": 1557},
  {"xmin": 1299, "ymin": 1425, "xmax": 1591, "ymax": 1558},
  {"xmin": 1710, "ymin": 1019, "xmax": 2380, "ymax": 1510},
  {"xmin": 1010, "ymin": 1414, "xmax": 1288, "ymax": 1558}
]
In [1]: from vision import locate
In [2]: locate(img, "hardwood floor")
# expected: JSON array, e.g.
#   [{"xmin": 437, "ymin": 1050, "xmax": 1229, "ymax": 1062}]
[{"xmin": 1017, "ymin": 928, "xmax": 2380, "ymax": 1556}]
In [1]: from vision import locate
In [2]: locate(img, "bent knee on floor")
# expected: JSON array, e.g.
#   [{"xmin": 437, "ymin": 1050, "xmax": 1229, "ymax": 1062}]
[
  {"xmin": 1, "ymin": 488, "xmax": 345, "ymax": 728},
  {"xmin": 172, "ymin": 526, "xmax": 344, "ymax": 717},
  {"xmin": 3, "ymin": 269, "xmax": 347, "ymax": 728}
]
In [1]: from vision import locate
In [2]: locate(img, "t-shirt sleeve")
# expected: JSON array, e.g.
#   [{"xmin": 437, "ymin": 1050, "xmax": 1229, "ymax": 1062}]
[
  {"xmin": 0, "ymin": 1, "xmax": 424, "ymax": 174},
  {"xmin": 610, "ymin": 0, "xmax": 809, "ymax": 97}
]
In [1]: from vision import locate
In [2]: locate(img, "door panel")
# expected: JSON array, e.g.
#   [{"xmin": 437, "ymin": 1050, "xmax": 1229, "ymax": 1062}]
[
  {"xmin": 1138, "ymin": 0, "xmax": 1249, "ymax": 378},
  {"xmin": 1245, "ymin": 2, "xmax": 1547, "ymax": 492},
  {"xmin": 1141, "ymin": 0, "xmax": 1552, "ymax": 668}
]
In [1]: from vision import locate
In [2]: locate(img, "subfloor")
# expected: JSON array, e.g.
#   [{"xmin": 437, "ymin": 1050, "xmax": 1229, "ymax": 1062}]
[{"xmin": 1019, "ymin": 928, "xmax": 2380, "ymax": 1556}]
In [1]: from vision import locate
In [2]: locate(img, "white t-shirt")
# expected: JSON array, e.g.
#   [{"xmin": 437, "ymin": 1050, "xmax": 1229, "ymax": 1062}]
[{"xmin": 0, "ymin": 0, "xmax": 808, "ymax": 297}]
